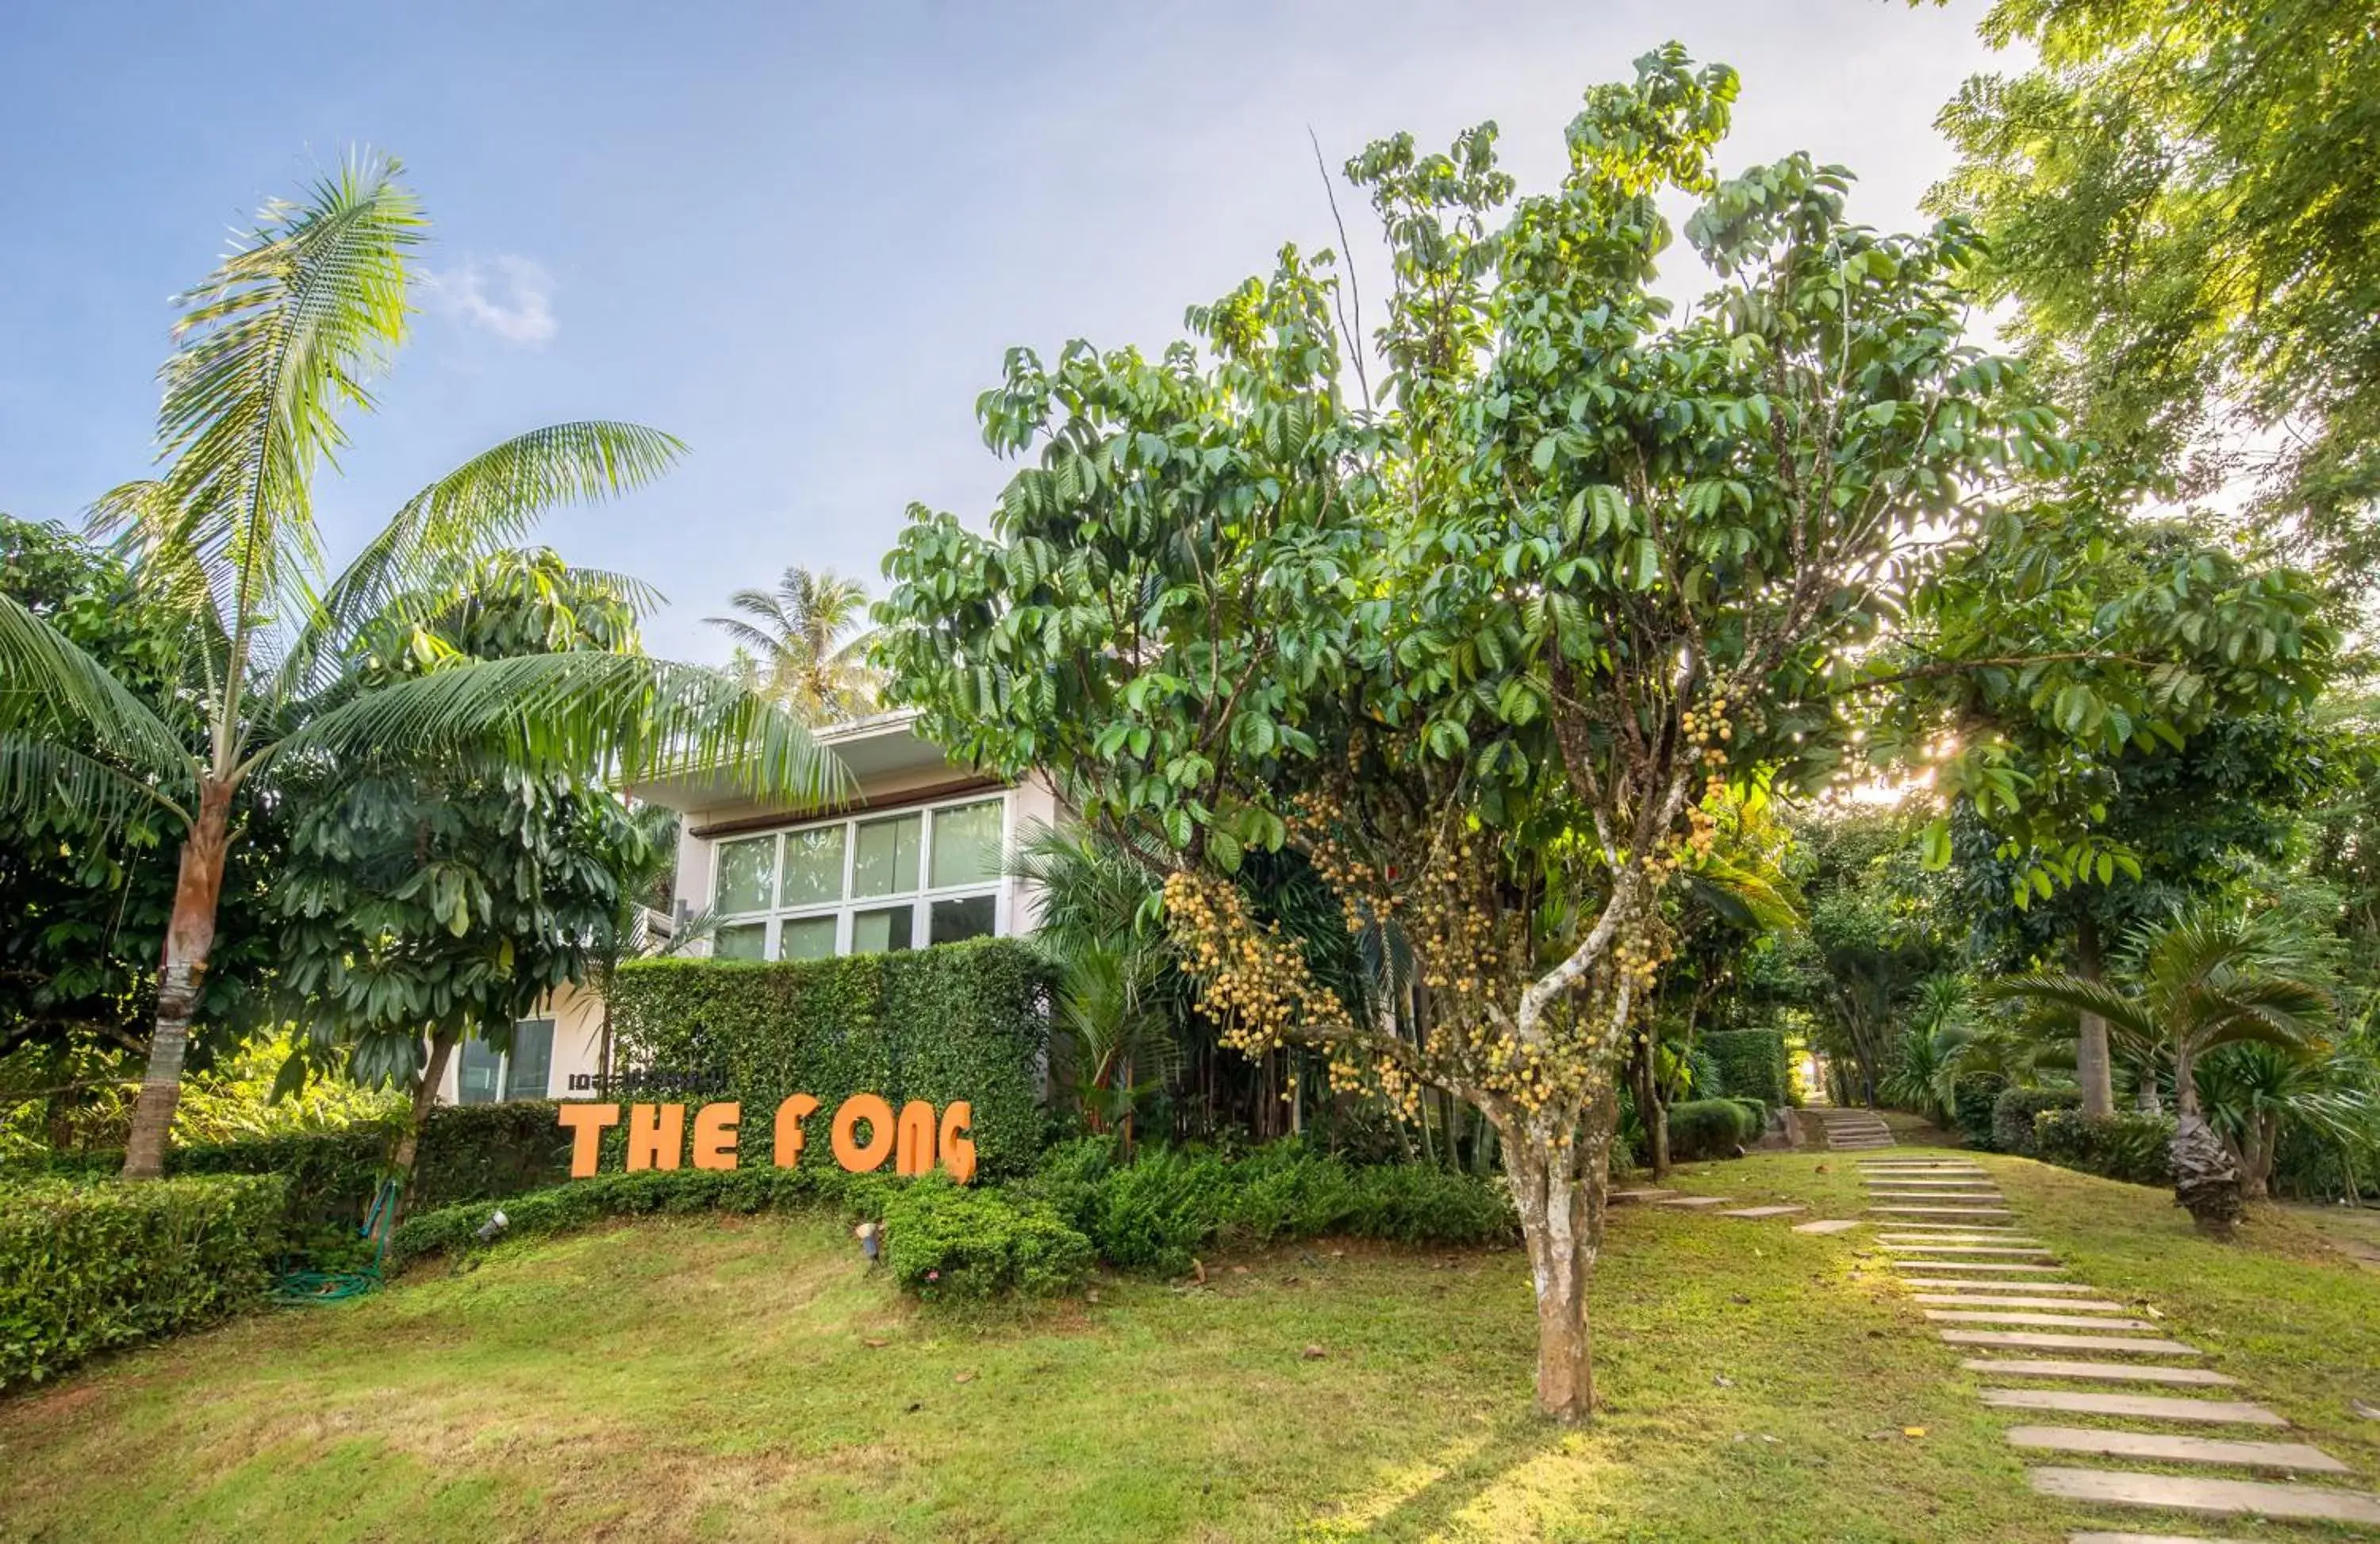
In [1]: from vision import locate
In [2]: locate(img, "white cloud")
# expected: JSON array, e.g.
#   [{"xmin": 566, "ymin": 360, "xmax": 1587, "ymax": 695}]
[{"xmin": 416, "ymin": 254, "xmax": 558, "ymax": 346}]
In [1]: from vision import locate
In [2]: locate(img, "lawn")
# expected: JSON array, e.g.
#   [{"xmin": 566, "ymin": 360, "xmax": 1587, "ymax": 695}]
[{"xmin": 2, "ymin": 1146, "xmax": 2376, "ymax": 1542}]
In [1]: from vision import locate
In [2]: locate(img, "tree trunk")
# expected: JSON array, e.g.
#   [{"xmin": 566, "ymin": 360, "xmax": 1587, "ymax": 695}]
[
  {"xmin": 2241, "ymin": 1112, "xmax": 2278, "ymax": 1201},
  {"xmin": 121, "ymin": 778, "xmax": 236, "ymax": 1180},
  {"xmin": 380, "ymin": 1027, "xmax": 461, "ymax": 1242},
  {"xmin": 2075, "ymin": 914, "xmax": 2114, "ymax": 1119},
  {"xmin": 2168, "ymin": 1042, "xmax": 2243, "ymax": 1238},
  {"xmin": 1500, "ymin": 1093, "xmax": 1616, "ymax": 1422},
  {"xmin": 1630, "ymin": 1028, "xmax": 1670, "ymax": 1180}
]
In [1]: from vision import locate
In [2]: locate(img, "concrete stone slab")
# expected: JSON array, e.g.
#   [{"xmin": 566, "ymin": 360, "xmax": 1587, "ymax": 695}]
[
  {"xmin": 1964, "ymin": 1358, "xmax": 2236, "ymax": 1386},
  {"xmin": 1609, "ymin": 1189, "xmax": 1676, "ymax": 1204},
  {"xmin": 1717, "ymin": 1205, "xmax": 1806, "ymax": 1219},
  {"xmin": 1867, "ymin": 1193, "xmax": 2007, "ymax": 1204},
  {"xmin": 1903, "ymin": 1277, "xmax": 2100, "ymax": 1292},
  {"xmin": 1886, "ymin": 1260, "xmax": 2070, "ymax": 1273},
  {"xmin": 1928, "ymin": 1309, "xmax": 2162, "ymax": 1331},
  {"xmin": 1880, "ymin": 1243, "xmax": 2053, "ymax": 1254},
  {"xmin": 1980, "ymin": 1388, "xmax": 2287, "ymax": 1426},
  {"xmin": 2026, "ymin": 1466, "xmax": 2380, "ymax": 1524},
  {"xmin": 2067, "ymin": 1534, "xmax": 2257, "ymax": 1544},
  {"xmin": 1651, "ymin": 1195, "xmax": 1731, "ymax": 1208},
  {"xmin": 1791, "ymin": 1219, "xmax": 1863, "ymax": 1235},
  {"xmin": 2009, "ymin": 1426, "xmax": 2347, "ymax": 1473},
  {"xmin": 1869, "ymin": 1205, "xmax": 2017, "ymax": 1216},
  {"xmin": 1880, "ymin": 1235, "xmax": 2044, "ymax": 1246},
  {"xmin": 1940, "ymin": 1329, "xmax": 2199, "ymax": 1354},
  {"xmin": 1913, "ymin": 1294, "xmax": 2128, "ymax": 1312}
]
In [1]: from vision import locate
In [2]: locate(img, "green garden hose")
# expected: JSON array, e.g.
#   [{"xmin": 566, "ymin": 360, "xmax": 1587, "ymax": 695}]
[{"xmin": 269, "ymin": 1178, "xmax": 397, "ymax": 1304}]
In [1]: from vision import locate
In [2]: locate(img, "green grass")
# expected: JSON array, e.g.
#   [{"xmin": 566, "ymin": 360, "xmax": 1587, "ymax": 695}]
[{"xmin": 2, "ymin": 1146, "xmax": 2376, "ymax": 1542}]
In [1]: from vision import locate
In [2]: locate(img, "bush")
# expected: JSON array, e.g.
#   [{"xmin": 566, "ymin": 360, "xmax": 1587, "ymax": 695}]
[
  {"xmin": 881, "ymin": 1177, "xmax": 1093, "ymax": 1298},
  {"xmin": 1667, "ymin": 1098, "xmax": 1756, "ymax": 1162},
  {"xmin": 0, "ymin": 1174, "xmax": 287, "ymax": 1388},
  {"xmin": 609, "ymin": 939, "xmax": 1054, "ymax": 1179},
  {"xmin": 1992, "ymin": 1087, "xmax": 2082, "ymax": 1157},
  {"xmin": 1702, "ymin": 1029, "xmax": 1792, "ymax": 1112},
  {"xmin": 1949, "ymin": 1073, "xmax": 2008, "ymax": 1149},
  {"xmin": 2034, "ymin": 1109, "xmax": 2176, "ymax": 1187}
]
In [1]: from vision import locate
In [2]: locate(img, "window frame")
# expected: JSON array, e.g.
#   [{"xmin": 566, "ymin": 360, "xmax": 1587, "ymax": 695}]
[
  {"xmin": 455, "ymin": 1017, "xmax": 558, "ymax": 1104},
  {"xmin": 708, "ymin": 791, "xmax": 1010, "ymax": 962}
]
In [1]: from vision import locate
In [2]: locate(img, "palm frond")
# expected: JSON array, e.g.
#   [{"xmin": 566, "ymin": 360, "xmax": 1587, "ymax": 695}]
[
  {"xmin": 262, "ymin": 650, "xmax": 847, "ymax": 804},
  {"xmin": 1987, "ymin": 971, "xmax": 2161, "ymax": 1046},
  {"xmin": 0, "ymin": 592, "xmax": 190, "ymax": 779},
  {"xmin": 145, "ymin": 153, "xmax": 424, "ymax": 653},
  {"xmin": 275, "ymin": 421, "xmax": 685, "ymax": 704},
  {"xmin": 0, "ymin": 735, "xmax": 190, "ymax": 828}
]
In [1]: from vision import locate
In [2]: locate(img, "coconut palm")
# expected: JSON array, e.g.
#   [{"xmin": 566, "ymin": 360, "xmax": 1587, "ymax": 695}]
[
  {"xmin": 707, "ymin": 566, "xmax": 878, "ymax": 720},
  {"xmin": 1994, "ymin": 905, "xmax": 2332, "ymax": 1232},
  {"xmin": 0, "ymin": 155, "xmax": 840, "ymax": 1178}
]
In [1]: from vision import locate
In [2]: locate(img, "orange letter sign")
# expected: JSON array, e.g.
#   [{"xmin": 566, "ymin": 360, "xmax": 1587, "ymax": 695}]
[
  {"xmin": 625, "ymin": 1102, "xmax": 685, "ymax": 1171},
  {"xmin": 894, "ymin": 1100, "xmax": 938, "ymax": 1176},
  {"xmin": 557, "ymin": 1103, "xmax": 620, "ymax": 1177},
  {"xmin": 774, "ymin": 1093, "xmax": 820, "ymax": 1167},
  {"xmin": 939, "ymin": 1101, "xmax": 977, "ymax": 1185},
  {"xmin": 692, "ymin": 1102, "xmax": 740, "ymax": 1171},
  {"xmin": 831, "ymin": 1093, "xmax": 896, "ymax": 1173}
]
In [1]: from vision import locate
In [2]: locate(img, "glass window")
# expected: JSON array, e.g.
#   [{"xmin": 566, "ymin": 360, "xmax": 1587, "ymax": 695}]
[
  {"xmin": 851, "ymin": 905, "xmax": 914, "ymax": 954},
  {"xmin": 505, "ymin": 1020, "xmax": 554, "ymax": 1100},
  {"xmin": 779, "ymin": 916, "xmax": 839, "ymax": 961},
  {"xmin": 716, "ymin": 922, "xmax": 768, "ymax": 960},
  {"xmin": 457, "ymin": 1036, "xmax": 504, "ymax": 1104},
  {"xmin": 930, "ymin": 801, "xmax": 1004, "ymax": 890},
  {"xmin": 781, "ymin": 826, "xmax": 846, "ymax": 907},
  {"xmin": 929, "ymin": 893, "xmax": 997, "ymax": 947},
  {"xmin": 852, "ymin": 813, "xmax": 921, "ymax": 898},
  {"xmin": 715, "ymin": 835, "xmax": 777, "ymax": 915}
]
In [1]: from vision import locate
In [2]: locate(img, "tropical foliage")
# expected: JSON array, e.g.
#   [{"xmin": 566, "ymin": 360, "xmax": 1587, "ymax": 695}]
[{"xmin": 709, "ymin": 564, "xmax": 878, "ymax": 720}]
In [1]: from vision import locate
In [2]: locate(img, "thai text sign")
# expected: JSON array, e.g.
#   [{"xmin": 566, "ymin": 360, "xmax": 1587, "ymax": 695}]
[{"xmin": 557, "ymin": 1095, "xmax": 975, "ymax": 1184}]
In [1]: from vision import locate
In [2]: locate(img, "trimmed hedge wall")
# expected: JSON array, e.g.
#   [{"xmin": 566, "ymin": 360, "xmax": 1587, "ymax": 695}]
[
  {"xmin": 2034, "ymin": 1109, "xmax": 2175, "ymax": 1186},
  {"xmin": 608, "ymin": 939, "xmax": 1054, "ymax": 1178},
  {"xmin": 1702, "ymin": 1029, "xmax": 1791, "ymax": 1112},
  {"xmin": 1991, "ymin": 1087, "xmax": 2082, "ymax": 1157},
  {"xmin": 1950, "ymin": 1073, "xmax": 2008, "ymax": 1149},
  {"xmin": 1, "ymin": 1175, "xmax": 288, "ymax": 1388},
  {"xmin": 1667, "ymin": 1098, "xmax": 1759, "ymax": 1162}
]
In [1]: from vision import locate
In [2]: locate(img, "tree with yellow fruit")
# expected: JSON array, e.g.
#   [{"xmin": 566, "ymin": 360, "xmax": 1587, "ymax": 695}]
[{"xmin": 875, "ymin": 46, "xmax": 2255, "ymax": 1419}]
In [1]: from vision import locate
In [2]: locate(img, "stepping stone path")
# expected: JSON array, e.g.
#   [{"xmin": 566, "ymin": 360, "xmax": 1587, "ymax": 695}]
[
  {"xmin": 1792, "ymin": 1218, "xmax": 1862, "ymax": 1235},
  {"xmin": 1718, "ymin": 1204, "xmax": 1806, "ymax": 1219},
  {"xmin": 1608, "ymin": 1188, "xmax": 1675, "ymax": 1204},
  {"xmin": 1841, "ymin": 1153, "xmax": 2380, "ymax": 1531}
]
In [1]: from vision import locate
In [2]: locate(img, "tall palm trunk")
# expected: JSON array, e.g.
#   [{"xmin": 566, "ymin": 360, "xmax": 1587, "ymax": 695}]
[
  {"xmin": 2075, "ymin": 914, "xmax": 2114, "ymax": 1117},
  {"xmin": 121, "ymin": 778, "xmax": 235, "ymax": 1179}
]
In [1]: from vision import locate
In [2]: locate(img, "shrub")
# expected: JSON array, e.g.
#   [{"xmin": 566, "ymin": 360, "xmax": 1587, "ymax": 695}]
[
  {"xmin": 609, "ymin": 939, "xmax": 1054, "ymax": 1178},
  {"xmin": 1992, "ymin": 1087, "xmax": 2081, "ymax": 1157},
  {"xmin": 1702, "ymin": 1029, "xmax": 1792, "ymax": 1112},
  {"xmin": 1949, "ymin": 1073, "xmax": 2008, "ymax": 1149},
  {"xmin": 0, "ymin": 1174, "xmax": 287, "ymax": 1388},
  {"xmin": 2034, "ymin": 1109, "xmax": 2176, "ymax": 1187},
  {"xmin": 881, "ymin": 1177, "xmax": 1093, "ymax": 1298},
  {"xmin": 1667, "ymin": 1098, "xmax": 1756, "ymax": 1162}
]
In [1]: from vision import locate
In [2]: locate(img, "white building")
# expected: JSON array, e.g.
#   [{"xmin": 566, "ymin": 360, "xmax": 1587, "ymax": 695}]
[{"xmin": 436, "ymin": 709, "xmax": 1058, "ymax": 1104}]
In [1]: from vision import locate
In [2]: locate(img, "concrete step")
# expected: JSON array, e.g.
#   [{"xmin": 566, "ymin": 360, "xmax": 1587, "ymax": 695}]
[
  {"xmin": 1651, "ymin": 1195, "xmax": 1731, "ymax": 1208},
  {"xmin": 1928, "ymin": 1309, "xmax": 2162, "ymax": 1331},
  {"xmin": 1609, "ymin": 1188, "xmax": 1676, "ymax": 1204},
  {"xmin": 1887, "ymin": 1260, "xmax": 2071, "ymax": 1273},
  {"xmin": 1940, "ymin": 1329, "xmax": 2199, "ymax": 1355},
  {"xmin": 1868, "ymin": 1205, "xmax": 2016, "ymax": 1217},
  {"xmin": 1717, "ymin": 1204, "xmax": 1806, "ymax": 1219},
  {"xmin": 1879, "ymin": 1235, "xmax": 2044, "ymax": 1247},
  {"xmin": 2009, "ymin": 1425, "xmax": 2347, "ymax": 1473},
  {"xmin": 1962, "ymin": 1358, "xmax": 2237, "ymax": 1387},
  {"xmin": 1879, "ymin": 1243, "xmax": 2055, "ymax": 1255},
  {"xmin": 2027, "ymin": 1466, "xmax": 2380, "ymax": 1525},
  {"xmin": 1981, "ymin": 1388, "xmax": 2287, "ymax": 1427},
  {"xmin": 1913, "ymin": 1293, "xmax": 2129, "ymax": 1312},
  {"xmin": 1791, "ymin": 1218, "xmax": 1862, "ymax": 1235},
  {"xmin": 1904, "ymin": 1275, "xmax": 2113, "ymax": 1285},
  {"xmin": 2067, "ymin": 1532, "xmax": 2257, "ymax": 1544}
]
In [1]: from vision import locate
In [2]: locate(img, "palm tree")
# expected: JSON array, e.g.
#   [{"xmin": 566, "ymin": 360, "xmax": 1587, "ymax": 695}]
[
  {"xmin": 0, "ymin": 156, "xmax": 841, "ymax": 1178},
  {"xmin": 1994, "ymin": 905, "xmax": 2332, "ymax": 1232},
  {"xmin": 707, "ymin": 566, "xmax": 878, "ymax": 720}
]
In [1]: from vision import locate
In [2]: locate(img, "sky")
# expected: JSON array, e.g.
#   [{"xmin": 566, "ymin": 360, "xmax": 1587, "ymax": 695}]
[{"xmin": 0, "ymin": 0, "xmax": 2014, "ymax": 663}]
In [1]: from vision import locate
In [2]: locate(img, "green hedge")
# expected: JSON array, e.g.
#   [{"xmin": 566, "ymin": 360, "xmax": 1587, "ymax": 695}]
[
  {"xmin": 608, "ymin": 939, "xmax": 1054, "ymax": 1179},
  {"xmin": 2034, "ymin": 1109, "xmax": 2175, "ymax": 1187},
  {"xmin": 1949, "ymin": 1073, "xmax": 2008, "ymax": 1149},
  {"xmin": 0, "ymin": 1175, "xmax": 288, "ymax": 1389},
  {"xmin": 1702, "ymin": 1029, "xmax": 1791, "ymax": 1112},
  {"xmin": 1664, "ymin": 1098, "xmax": 1759, "ymax": 1162},
  {"xmin": 881, "ymin": 1177, "xmax": 1093, "ymax": 1298},
  {"xmin": 393, "ymin": 1139, "xmax": 1517, "ymax": 1290},
  {"xmin": 1991, "ymin": 1087, "xmax": 2082, "ymax": 1157}
]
